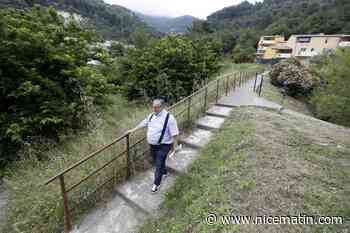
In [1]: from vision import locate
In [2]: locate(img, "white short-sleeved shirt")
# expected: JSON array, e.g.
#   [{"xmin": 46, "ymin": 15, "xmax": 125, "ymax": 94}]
[{"xmin": 136, "ymin": 109, "xmax": 179, "ymax": 145}]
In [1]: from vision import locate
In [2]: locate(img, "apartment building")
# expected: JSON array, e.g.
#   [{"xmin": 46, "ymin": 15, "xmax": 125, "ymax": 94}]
[
  {"xmin": 286, "ymin": 34, "xmax": 350, "ymax": 65},
  {"xmin": 256, "ymin": 34, "xmax": 350, "ymax": 65},
  {"xmin": 256, "ymin": 35, "xmax": 289, "ymax": 64}
]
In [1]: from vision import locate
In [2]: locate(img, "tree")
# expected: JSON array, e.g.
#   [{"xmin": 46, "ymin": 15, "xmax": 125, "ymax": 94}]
[
  {"xmin": 231, "ymin": 29, "xmax": 258, "ymax": 63},
  {"xmin": 310, "ymin": 48, "xmax": 350, "ymax": 127},
  {"xmin": 119, "ymin": 36, "xmax": 220, "ymax": 103},
  {"xmin": 0, "ymin": 6, "xmax": 112, "ymax": 167},
  {"xmin": 130, "ymin": 28, "xmax": 155, "ymax": 49},
  {"xmin": 232, "ymin": 44, "xmax": 256, "ymax": 63}
]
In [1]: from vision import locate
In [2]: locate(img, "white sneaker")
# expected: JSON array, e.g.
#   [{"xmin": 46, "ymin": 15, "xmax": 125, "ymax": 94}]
[{"xmin": 151, "ymin": 184, "xmax": 159, "ymax": 193}]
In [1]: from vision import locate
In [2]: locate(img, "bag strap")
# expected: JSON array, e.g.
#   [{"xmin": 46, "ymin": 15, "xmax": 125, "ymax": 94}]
[
  {"xmin": 148, "ymin": 113, "xmax": 154, "ymax": 122},
  {"xmin": 158, "ymin": 112, "xmax": 170, "ymax": 144}
]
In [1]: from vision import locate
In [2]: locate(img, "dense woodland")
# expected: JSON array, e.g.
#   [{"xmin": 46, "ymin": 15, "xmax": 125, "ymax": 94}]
[
  {"xmin": 0, "ymin": 0, "xmax": 154, "ymax": 40},
  {"xmin": 191, "ymin": 0, "xmax": 350, "ymax": 62}
]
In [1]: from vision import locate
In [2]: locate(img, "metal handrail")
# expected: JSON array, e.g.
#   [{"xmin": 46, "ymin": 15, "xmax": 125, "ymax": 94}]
[
  {"xmin": 44, "ymin": 71, "xmax": 257, "ymax": 233},
  {"xmin": 44, "ymin": 134, "xmax": 127, "ymax": 185}
]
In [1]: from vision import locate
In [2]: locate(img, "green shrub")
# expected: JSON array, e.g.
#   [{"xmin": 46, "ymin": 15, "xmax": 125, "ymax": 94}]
[
  {"xmin": 118, "ymin": 35, "xmax": 221, "ymax": 103},
  {"xmin": 310, "ymin": 48, "xmax": 350, "ymax": 127},
  {"xmin": 0, "ymin": 6, "xmax": 112, "ymax": 167},
  {"xmin": 232, "ymin": 44, "xmax": 256, "ymax": 63}
]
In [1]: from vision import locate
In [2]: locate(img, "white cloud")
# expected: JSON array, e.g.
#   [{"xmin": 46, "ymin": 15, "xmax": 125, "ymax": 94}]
[{"xmin": 103, "ymin": 0, "xmax": 261, "ymax": 19}]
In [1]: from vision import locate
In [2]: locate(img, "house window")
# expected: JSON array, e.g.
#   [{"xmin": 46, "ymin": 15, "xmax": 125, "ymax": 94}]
[
  {"xmin": 298, "ymin": 48, "xmax": 307, "ymax": 55},
  {"xmin": 263, "ymin": 37, "xmax": 273, "ymax": 41},
  {"xmin": 325, "ymin": 39, "xmax": 328, "ymax": 44},
  {"xmin": 311, "ymin": 48, "xmax": 315, "ymax": 52},
  {"xmin": 297, "ymin": 37, "xmax": 311, "ymax": 43}
]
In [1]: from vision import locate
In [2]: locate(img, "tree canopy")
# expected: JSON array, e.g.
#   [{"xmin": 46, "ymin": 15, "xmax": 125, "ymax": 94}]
[
  {"xmin": 0, "ymin": 6, "xmax": 112, "ymax": 167},
  {"xmin": 118, "ymin": 36, "xmax": 221, "ymax": 103}
]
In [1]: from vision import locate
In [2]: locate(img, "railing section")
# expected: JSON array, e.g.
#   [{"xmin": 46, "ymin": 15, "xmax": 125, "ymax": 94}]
[{"xmin": 44, "ymin": 71, "xmax": 257, "ymax": 232}]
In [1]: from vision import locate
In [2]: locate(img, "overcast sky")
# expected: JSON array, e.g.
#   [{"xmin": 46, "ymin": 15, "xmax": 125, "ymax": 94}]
[{"xmin": 103, "ymin": 0, "xmax": 261, "ymax": 19}]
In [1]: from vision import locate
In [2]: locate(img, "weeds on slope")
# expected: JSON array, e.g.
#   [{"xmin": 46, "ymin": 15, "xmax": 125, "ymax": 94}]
[
  {"xmin": 2, "ymin": 95, "xmax": 149, "ymax": 233},
  {"xmin": 139, "ymin": 107, "xmax": 350, "ymax": 233}
]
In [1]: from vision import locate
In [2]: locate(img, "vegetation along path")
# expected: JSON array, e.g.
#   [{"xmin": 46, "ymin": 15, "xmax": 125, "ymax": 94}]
[
  {"xmin": 69, "ymin": 75, "xmax": 265, "ymax": 233},
  {"xmin": 5, "ymin": 72, "xmax": 345, "ymax": 233},
  {"xmin": 139, "ymin": 76, "xmax": 350, "ymax": 233}
]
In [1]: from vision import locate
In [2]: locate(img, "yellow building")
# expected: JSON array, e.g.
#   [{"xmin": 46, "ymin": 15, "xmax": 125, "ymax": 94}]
[
  {"xmin": 286, "ymin": 34, "xmax": 350, "ymax": 65},
  {"xmin": 256, "ymin": 34, "xmax": 350, "ymax": 65},
  {"xmin": 256, "ymin": 35, "xmax": 292, "ymax": 64}
]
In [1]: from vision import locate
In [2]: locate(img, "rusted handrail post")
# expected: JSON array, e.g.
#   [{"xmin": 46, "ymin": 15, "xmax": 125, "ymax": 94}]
[
  {"xmin": 239, "ymin": 72, "xmax": 242, "ymax": 86},
  {"xmin": 234, "ymin": 74, "xmax": 236, "ymax": 90},
  {"xmin": 187, "ymin": 96, "xmax": 192, "ymax": 126},
  {"xmin": 59, "ymin": 175, "xmax": 72, "ymax": 233},
  {"xmin": 253, "ymin": 72, "xmax": 258, "ymax": 91},
  {"xmin": 215, "ymin": 79, "xmax": 219, "ymax": 103},
  {"xmin": 225, "ymin": 76, "xmax": 229, "ymax": 96},
  {"xmin": 125, "ymin": 134, "xmax": 131, "ymax": 178},
  {"xmin": 259, "ymin": 75, "xmax": 264, "ymax": 96},
  {"xmin": 203, "ymin": 86, "xmax": 208, "ymax": 112}
]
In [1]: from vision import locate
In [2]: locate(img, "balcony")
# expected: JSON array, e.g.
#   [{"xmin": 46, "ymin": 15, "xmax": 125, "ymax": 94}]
[
  {"xmin": 339, "ymin": 41, "xmax": 350, "ymax": 48},
  {"xmin": 260, "ymin": 40, "xmax": 275, "ymax": 46},
  {"xmin": 277, "ymin": 53, "xmax": 292, "ymax": 59}
]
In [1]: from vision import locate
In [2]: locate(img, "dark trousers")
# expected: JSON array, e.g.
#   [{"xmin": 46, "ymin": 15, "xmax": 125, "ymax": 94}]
[{"xmin": 150, "ymin": 144, "xmax": 172, "ymax": 186}]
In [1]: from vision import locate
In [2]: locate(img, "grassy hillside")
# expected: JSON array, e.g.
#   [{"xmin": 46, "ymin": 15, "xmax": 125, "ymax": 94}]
[
  {"xmin": 0, "ymin": 0, "xmax": 151, "ymax": 40},
  {"xmin": 260, "ymin": 76, "xmax": 312, "ymax": 116},
  {"xmin": 139, "ymin": 106, "xmax": 350, "ymax": 233},
  {"xmin": 1, "ymin": 94, "xmax": 150, "ymax": 233}
]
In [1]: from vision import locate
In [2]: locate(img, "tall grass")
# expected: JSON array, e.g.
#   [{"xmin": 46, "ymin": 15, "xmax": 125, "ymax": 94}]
[
  {"xmin": 2, "ymin": 94, "xmax": 150, "ymax": 233},
  {"xmin": 219, "ymin": 59, "xmax": 265, "ymax": 74},
  {"xmin": 1, "ymin": 62, "xmax": 262, "ymax": 233}
]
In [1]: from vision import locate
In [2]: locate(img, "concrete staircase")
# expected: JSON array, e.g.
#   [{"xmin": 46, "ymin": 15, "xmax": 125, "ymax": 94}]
[{"xmin": 71, "ymin": 104, "xmax": 234, "ymax": 233}]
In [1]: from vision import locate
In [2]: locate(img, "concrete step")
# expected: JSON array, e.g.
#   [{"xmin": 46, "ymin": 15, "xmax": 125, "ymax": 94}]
[
  {"xmin": 71, "ymin": 190, "xmax": 148, "ymax": 233},
  {"xmin": 69, "ymin": 75, "xmax": 266, "ymax": 233},
  {"xmin": 166, "ymin": 146, "xmax": 199, "ymax": 173},
  {"xmin": 206, "ymin": 105, "xmax": 233, "ymax": 118},
  {"xmin": 71, "ymin": 146, "xmax": 202, "ymax": 233},
  {"xmin": 196, "ymin": 115, "xmax": 226, "ymax": 131},
  {"xmin": 179, "ymin": 128, "xmax": 213, "ymax": 149},
  {"xmin": 115, "ymin": 169, "xmax": 177, "ymax": 215}
]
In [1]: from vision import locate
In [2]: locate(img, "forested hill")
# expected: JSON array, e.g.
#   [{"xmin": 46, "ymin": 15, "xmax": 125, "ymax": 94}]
[
  {"xmin": 137, "ymin": 13, "xmax": 198, "ymax": 33},
  {"xmin": 207, "ymin": 0, "xmax": 350, "ymax": 37},
  {"xmin": 0, "ymin": 0, "xmax": 151, "ymax": 40}
]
